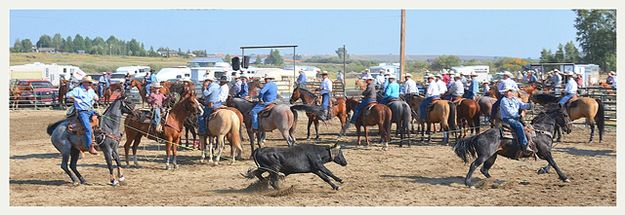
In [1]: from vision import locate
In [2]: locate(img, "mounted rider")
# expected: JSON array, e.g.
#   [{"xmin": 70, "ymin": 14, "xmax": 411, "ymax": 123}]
[
  {"xmin": 145, "ymin": 70, "xmax": 157, "ymax": 97},
  {"xmin": 491, "ymin": 71, "xmax": 519, "ymax": 119},
  {"xmin": 499, "ymin": 85, "xmax": 533, "ymax": 153},
  {"xmin": 218, "ymin": 76, "xmax": 230, "ymax": 103},
  {"xmin": 65, "ymin": 76, "xmax": 100, "ymax": 155},
  {"xmin": 444, "ymin": 73, "xmax": 464, "ymax": 102},
  {"xmin": 381, "ymin": 75, "xmax": 399, "ymax": 104},
  {"xmin": 342, "ymin": 74, "xmax": 376, "ymax": 132},
  {"xmin": 198, "ymin": 77, "xmax": 221, "ymax": 136},
  {"xmin": 375, "ymin": 70, "xmax": 386, "ymax": 91},
  {"xmin": 97, "ymin": 72, "xmax": 110, "ymax": 98},
  {"xmin": 559, "ymin": 71, "xmax": 578, "ymax": 108},
  {"xmin": 419, "ymin": 74, "xmax": 441, "ymax": 121},
  {"xmin": 464, "ymin": 72, "xmax": 479, "ymax": 99},
  {"xmin": 296, "ymin": 69, "xmax": 307, "ymax": 89},
  {"xmin": 482, "ymin": 81, "xmax": 491, "ymax": 96},
  {"xmin": 316, "ymin": 71, "xmax": 333, "ymax": 120},
  {"xmin": 251, "ymin": 75, "xmax": 278, "ymax": 130},
  {"xmin": 524, "ymin": 70, "xmax": 538, "ymax": 83},
  {"xmin": 402, "ymin": 73, "xmax": 419, "ymax": 96},
  {"xmin": 435, "ymin": 73, "xmax": 447, "ymax": 97},
  {"xmin": 148, "ymin": 82, "xmax": 166, "ymax": 133},
  {"xmin": 237, "ymin": 75, "xmax": 249, "ymax": 98}
]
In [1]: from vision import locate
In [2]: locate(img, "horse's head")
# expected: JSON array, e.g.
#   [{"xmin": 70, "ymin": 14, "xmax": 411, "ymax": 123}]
[
  {"xmin": 329, "ymin": 144, "xmax": 347, "ymax": 166},
  {"xmin": 290, "ymin": 87, "xmax": 301, "ymax": 104},
  {"xmin": 345, "ymin": 97, "xmax": 359, "ymax": 113},
  {"xmin": 183, "ymin": 95, "xmax": 204, "ymax": 116},
  {"xmin": 545, "ymin": 104, "xmax": 572, "ymax": 134},
  {"xmin": 119, "ymin": 95, "xmax": 136, "ymax": 116}
]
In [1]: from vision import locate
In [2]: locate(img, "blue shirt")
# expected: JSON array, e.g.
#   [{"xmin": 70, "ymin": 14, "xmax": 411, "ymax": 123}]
[
  {"xmin": 319, "ymin": 78, "xmax": 332, "ymax": 94},
  {"xmin": 238, "ymin": 82, "xmax": 249, "ymax": 97},
  {"xmin": 146, "ymin": 74, "xmax": 157, "ymax": 83},
  {"xmin": 297, "ymin": 73, "xmax": 307, "ymax": 85},
  {"xmin": 500, "ymin": 96, "xmax": 531, "ymax": 119},
  {"xmin": 497, "ymin": 78, "xmax": 519, "ymax": 93},
  {"xmin": 66, "ymin": 85, "xmax": 98, "ymax": 111},
  {"xmin": 259, "ymin": 81, "xmax": 278, "ymax": 103},
  {"xmin": 384, "ymin": 81, "xmax": 400, "ymax": 98},
  {"xmin": 469, "ymin": 79, "xmax": 479, "ymax": 95},
  {"xmin": 203, "ymin": 82, "xmax": 221, "ymax": 104}
]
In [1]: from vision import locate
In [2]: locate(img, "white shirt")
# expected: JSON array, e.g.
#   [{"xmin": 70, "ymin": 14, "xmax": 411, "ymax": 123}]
[
  {"xmin": 319, "ymin": 78, "xmax": 333, "ymax": 94},
  {"xmin": 375, "ymin": 75, "xmax": 386, "ymax": 87},
  {"xmin": 436, "ymin": 79, "xmax": 447, "ymax": 94},
  {"xmin": 448, "ymin": 80, "xmax": 464, "ymax": 96},
  {"xmin": 426, "ymin": 80, "xmax": 440, "ymax": 97},
  {"xmin": 218, "ymin": 84, "xmax": 229, "ymax": 103},
  {"xmin": 402, "ymin": 78, "xmax": 418, "ymax": 94},
  {"xmin": 565, "ymin": 77, "xmax": 578, "ymax": 95}
]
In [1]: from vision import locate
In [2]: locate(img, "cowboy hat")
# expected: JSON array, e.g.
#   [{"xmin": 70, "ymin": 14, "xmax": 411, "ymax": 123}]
[
  {"xmin": 609, "ymin": 71, "xmax": 615, "ymax": 75},
  {"xmin": 151, "ymin": 82, "xmax": 162, "ymax": 88},
  {"xmin": 564, "ymin": 71, "xmax": 575, "ymax": 76},
  {"xmin": 503, "ymin": 71, "xmax": 514, "ymax": 77},
  {"xmin": 454, "ymin": 73, "xmax": 462, "ymax": 78},
  {"xmin": 427, "ymin": 74, "xmax": 435, "ymax": 79},
  {"xmin": 404, "ymin": 73, "xmax": 412, "ymax": 77},
  {"xmin": 388, "ymin": 75, "xmax": 396, "ymax": 79},
  {"xmin": 263, "ymin": 74, "xmax": 275, "ymax": 79},
  {"xmin": 503, "ymin": 85, "xmax": 517, "ymax": 92},
  {"xmin": 82, "ymin": 76, "xmax": 96, "ymax": 83},
  {"xmin": 469, "ymin": 72, "xmax": 478, "ymax": 76},
  {"xmin": 434, "ymin": 73, "xmax": 442, "ymax": 78},
  {"xmin": 320, "ymin": 71, "xmax": 329, "ymax": 75},
  {"xmin": 362, "ymin": 74, "xmax": 374, "ymax": 80}
]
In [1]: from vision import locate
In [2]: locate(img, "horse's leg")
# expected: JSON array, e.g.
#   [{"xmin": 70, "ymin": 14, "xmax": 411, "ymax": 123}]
[
  {"xmin": 313, "ymin": 119, "xmax": 320, "ymax": 140},
  {"xmin": 216, "ymin": 135, "xmax": 225, "ymax": 165},
  {"xmin": 69, "ymin": 147, "xmax": 86, "ymax": 184},
  {"xmin": 306, "ymin": 118, "xmax": 313, "ymax": 140},
  {"xmin": 364, "ymin": 126, "xmax": 370, "ymax": 147},
  {"xmin": 173, "ymin": 136, "xmax": 181, "ymax": 169},
  {"xmin": 356, "ymin": 125, "xmax": 362, "ymax": 146},
  {"xmin": 248, "ymin": 128, "xmax": 255, "ymax": 159},
  {"xmin": 465, "ymin": 154, "xmax": 489, "ymax": 187},
  {"xmin": 480, "ymin": 154, "xmax": 497, "ymax": 178},
  {"xmin": 165, "ymin": 138, "xmax": 172, "ymax": 170},
  {"xmin": 555, "ymin": 125, "xmax": 562, "ymax": 142},
  {"xmin": 281, "ymin": 128, "xmax": 294, "ymax": 147},
  {"xmin": 588, "ymin": 120, "xmax": 596, "ymax": 143},
  {"xmin": 60, "ymin": 152, "xmax": 77, "ymax": 184},
  {"xmin": 199, "ymin": 136, "xmax": 206, "ymax": 163},
  {"xmin": 208, "ymin": 137, "xmax": 215, "ymax": 164},
  {"xmin": 112, "ymin": 148, "xmax": 125, "ymax": 183},
  {"xmin": 543, "ymin": 151, "xmax": 569, "ymax": 182},
  {"xmin": 132, "ymin": 135, "xmax": 142, "ymax": 166},
  {"xmin": 426, "ymin": 122, "xmax": 432, "ymax": 143},
  {"xmin": 102, "ymin": 145, "xmax": 117, "ymax": 185},
  {"xmin": 123, "ymin": 134, "xmax": 133, "ymax": 167}
]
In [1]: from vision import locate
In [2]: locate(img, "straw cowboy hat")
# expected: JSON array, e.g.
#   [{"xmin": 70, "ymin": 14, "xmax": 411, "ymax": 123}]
[
  {"xmin": 264, "ymin": 74, "xmax": 275, "ymax": 79},
  {"xmin": 609, "ymin": 71, "xmax": 615, "ymax": 75},
  {"xmin": 454, "ymin": 73, "xmax": 462, "ymax": 78},
  {"xmin": 320, "ymin": 71, "xmax": 329, "ymax": 75},
  {"xmin": 435, "ymin": 73, "xmax": 442, "ymax": 78},
  {"xmin": 404, "ymin": 73, "xmax": 412, "ymax": 78},
  {"xmin": 427, "ymin": 74, "xmax": 435, "ymax": 79},
  {"xmin": 151, "ymin": 82, "xmax": 163, "ymax": 88},
  {"xmin": 82, "ymin": 76, "xmax": 96, "ymax": 83},
  {"xmin": 362, "ymin": 74, "xmax": 375, "ymax": 80},
  {"xmin": 503, "ymin": 85, "xmax": 517, "ymax": 92},
  {"xmin": 503, "ymin": 71, "xmax": 514, "ymax": 77}
]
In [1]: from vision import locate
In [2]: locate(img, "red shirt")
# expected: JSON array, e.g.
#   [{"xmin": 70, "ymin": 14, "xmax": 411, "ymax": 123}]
[
  {"xmin": 442, "ymin": 74, "xmax": 451, "ymax": 85},
  {"xmin": 148, "ymin": 93, "xmax": 166, "ymax": 108}
]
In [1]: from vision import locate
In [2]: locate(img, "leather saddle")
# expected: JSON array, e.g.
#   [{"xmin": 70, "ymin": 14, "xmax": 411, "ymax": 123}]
[
  {"xmin": 564, "ymin": 95, "xmax": 579, "ymax": 109},
  {"xmin": 66, "ymin": 112, "xmax": 99, "ymax": 135},
  {"xmin": 499, "ymin": 123, "xmax": 537, "ymax": 160},
  {"xmin": 361, "ymin": 101, "xmax": 379, "ymax": 118},
  {"xmin": 259, "ymin": 103, "xmax": 277, "ymax": 118},
  {"xmin": 425, "ymin": 98, "xmax": 442, "ymax": 113}
]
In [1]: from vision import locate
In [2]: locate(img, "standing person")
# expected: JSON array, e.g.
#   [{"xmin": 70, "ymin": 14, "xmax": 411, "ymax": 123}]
[
  {"xmin": 419, "ymin": 74, "xmax": 440, "ymax": 121},
  {"xmin": 68, "ymin": 72, "xmax": 79, "ymax": 90},
  {"xmin": 197, "ymin": 77, "xmax": 221, "ymax": 136},
  {"xmin": 445, "ymin": 74, "xmax": 464, "ymax": 102},
  {"xmin": 382, "ymin": 75, "xmax": 400, "ymax": 104},
  {"xmin": 218, "ymin": 76, "xmax": 230, "ymax": 104},
  {"xmin": 337, "ymin": 71, "xmax": 344, "ymax": 84},
  {"xmin": 123, "ymin": 73, "xmax": 133, "ymax": 92},
  {"xmin": 607, "ymin": 71, "xmax": 617, "ymax": 90},
  {"xmin": 402, "ymin": 73, "xmax": 418, "ymax": 96},
  {"xmin": 551, "ymin": 69, "xmax": 563, "ymax": 95},
  {"xmin": 491, "ymin": 71, "xmax": 519, "ymax": 118},
  {"xmin": 296, "ymin": 69, "xmax": 307, "ymax": 88},
  {"xmin": 65, "ymin": 76, "xmax": 99, "ymax": 155},
  {"xmin": 98, "ymin": 72, "xmax": 108, "ymax": 98},
  {"xmin": 316, "ymin": 71, "xmax": 333, "ymax": 120},
  {"xmin": 251, "ymin": 75, "xmax": 278, "ymax": 130},
  {"xmin": 237, "ymin": 75, "xmax": 249, "ymax": 98},
  {"xmin": 500, "ymin": 86, "xmax": 533, "ymax": 153},
  {"xmin": 464, "ymin": 72, "xmax": 479, "ymax": 99},
  {"xmin": 148, "ymin": 82, "xmax": 166, "ymax": 133},
  {"xmin": 375, "ymin": 70, "xmax": 386, "ymax": 90},
  {"xmin": 559, "ymin": 71, "xmax": 578, "ymax": 107},
  {"xmin": 342, "ymin": 74, "xmax": 376, "ymax": 132}
]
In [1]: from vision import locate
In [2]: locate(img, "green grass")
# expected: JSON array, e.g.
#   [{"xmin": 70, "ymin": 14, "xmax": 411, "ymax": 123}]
[{"xmin": 10, "ymin": 53, "xmax": 189, "ymax": 74}]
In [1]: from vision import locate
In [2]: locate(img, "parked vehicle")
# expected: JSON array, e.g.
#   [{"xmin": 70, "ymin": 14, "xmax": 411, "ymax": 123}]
[{"xmin": 10, "ymin": 79, "xmax": 59, "ymax": 106}]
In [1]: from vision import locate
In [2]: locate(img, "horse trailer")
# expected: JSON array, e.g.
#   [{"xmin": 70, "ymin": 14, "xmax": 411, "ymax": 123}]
[{"xmin": 10, "ymin": 62, "xmax": 86, "ymax": 87}]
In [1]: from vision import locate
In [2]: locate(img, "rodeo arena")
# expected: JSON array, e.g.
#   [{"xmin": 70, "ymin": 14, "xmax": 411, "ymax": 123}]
[{"xmin": 9, "ymin": 50, "xmax": 617, "ymax": 206}]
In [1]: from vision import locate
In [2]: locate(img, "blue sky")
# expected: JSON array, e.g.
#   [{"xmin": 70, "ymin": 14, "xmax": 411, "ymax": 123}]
[{"xmin": 10, "ymin": 9, "xmax": 578, "ymax": 58}]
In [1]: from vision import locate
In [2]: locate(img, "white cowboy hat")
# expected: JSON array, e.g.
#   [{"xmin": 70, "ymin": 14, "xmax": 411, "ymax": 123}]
[
  {"xmin": 362, "ymin": 74, "xmax": 374, "ymax": 80},
  {"xmin": 503, "ymin": 71, "xmax": 514, "ymax": 77},
  {"xmin": 553, "ymin": 69, "xmax": 561, "ymax": 73},
  {"xmin": 82, "ymin": 76, "xmax": 96, "ymax": 83},
  {"xmin": 151, "ymin": 82, "xmax": 162, "ymax": 88},
  {"xmin": 469, "ymin": 72, "xmax": 478, "ymax": 76},
  {"xmin": 404, "ymin": 73, "xmax": 412, "ymax": 77},
  {"xmin": 503, "ymin": 85, "xmax": 517, "ymax": 92},
  {"xmin": 609, "ymin": 71, "xmax": 615, "ymax": 75},
  {"xmin": 320, "ymin": 71, "xmax": 329, "ymax": 75},
  {"xmin": 427, "ymin": 74, "xmax": 435, "ymax": 79},
  {"xmin": 434, "ymin": 73, "xmax": 442, "ymax": 78},
  {"xmin": 564, "ymin": 71, "xmax": 575, "ymax": 76},
  {"xmin": 263, "ymin": 74, "xmax": 275, "ymax": 79},
  {"xmin": 388, "ymin": 75, "xmax": 396, "ymax": 79},
  {"xmin": 454, "ymin": 74, "xmax": 462, "ymax": 78}
]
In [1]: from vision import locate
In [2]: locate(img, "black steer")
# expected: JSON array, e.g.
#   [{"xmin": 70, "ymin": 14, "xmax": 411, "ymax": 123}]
[{"xmin": 243, "ymin": 144, "xmax": 347, "ymax": 190}]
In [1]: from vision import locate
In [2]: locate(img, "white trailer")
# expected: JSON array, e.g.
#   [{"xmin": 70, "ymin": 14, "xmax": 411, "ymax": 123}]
[
  {"xmin": 155, "ymin": 66, "xmax": 192, "ymax": 82},
  {"xmin": 10, "ymin": 62, "xmax": 86, "ymax": 86},
  {"xmin": 451, "ymin": 65, "xmax": 490, "ymax": 83}
]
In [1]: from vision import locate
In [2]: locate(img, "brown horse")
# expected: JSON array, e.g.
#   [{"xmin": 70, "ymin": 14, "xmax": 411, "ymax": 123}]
[
  {"xmin": 123, "ymin": 94, "xmax": 203, "ymax": 169},
  {"xmin": 57, "ymin": 79, "xmax": 70, "ymax": 108},
  {"xmin": 407, "ymin": 95, "xmax": 457, "ymax": 143},
  {"xmin": 199, "ymin": 108, "xmax": 242, "ymax": 165},
  {"xmin": 130, "ymin": 79, "xmax": 148, "ymax": 106},
  {"xmin": 455, "ymin": 98, "xmax": 480, "ymax": 138},
  {"xmin": 344, "ymin": 98, "xmax": 392, "ymax": 149},
  {"xmin": 101, "ymin": 83, "xmax": 124, "ymax": 105},
  {"xmin": 289, "ymin": 86, "xmax": 348, "ymax": 140},
  {"xmin": 247, "ymin": 79, "xmax": 262, "ymax": 99},
  {"xmin": 354, "ymin": 79, "xmax": 367, "ymax": 90}
]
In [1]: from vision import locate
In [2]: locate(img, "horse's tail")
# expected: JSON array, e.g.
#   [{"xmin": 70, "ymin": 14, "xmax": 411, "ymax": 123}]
[
  {"xmin": 383, "ymin": 106, "xmax": 393, "ymax": 141},
  {"xmin": 453, "ymin": 135, "xmax": 479, "ymax": 164},
  {"xmin": 401, "ymin": 102, "xmax": 411, "ymax": 135},
  {"xmin": 47, "ymin": 119, "xmax": 65, "ymax": 136},
  {"xmin": 229, "ymin": 112, "xmax": 243, "ymax": 153},
  {"xmin": 447, "ymin": 101, "xmax": 457, "ymax": 131},
  {"xmin": 595, "ymin": 98, "xmax": 605, "ymax": 141},
  {"xmin": 289, "ymin": 106, "xmax": 298, "ymax": 135}
]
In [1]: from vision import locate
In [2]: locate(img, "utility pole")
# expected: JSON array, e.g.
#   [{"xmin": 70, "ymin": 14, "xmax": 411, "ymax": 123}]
[
  {"xmin": 342, "ymin": 44, "xmax": 346, "ymax": 95},
  {"xmin": 399, "ymin": 9, "xmax": 406, "ymax": 80}
]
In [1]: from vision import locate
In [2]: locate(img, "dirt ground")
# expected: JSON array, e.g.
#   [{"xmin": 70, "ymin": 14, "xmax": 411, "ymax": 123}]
[{"xmin": 9, "ymin": 109, "xmax": 616, "ymax": 206}]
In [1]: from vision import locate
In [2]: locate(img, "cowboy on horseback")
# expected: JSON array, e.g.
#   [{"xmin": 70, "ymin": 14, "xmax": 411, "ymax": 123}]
[
  {"xmin": 65, "ymin": 76, "xmax": 100, "ymax": 155},
  {"xmin": 419, "ymin": 74, "xmax": 441, "ymax": 121},
  {"xmin": 342, "ymin": 74, "xmax": 376, "ymax": 132},
  {"xmin": 375, "ymin": 70, "xmax": 386, "ymax": 91},
  {"xmin": 218, "ymin": 76, "xmax": 230, "ymax": 103},
  {"xmin": 145, "ymin": 70, "xmax": 157, "ymax": 97},
  {"xmin": 198, "ymin": 77, "xmax": 221, "ymax": 136},
  {"xmin": 148, "ymin": 82, "xmax": 166, "ymax": 133},
  {"xmin": 402, "ymin": 73, "xmax": 418, "ymax": 96},
  {"xmin": 296, "ymin": 69, "xmax": 307, "ymax": 89},
  {"xmin": 251, "ymin": 75, "xmax": 278, "ymax": 130},
  {"xmin": 435, "ymin": 73, "xmax": 447, "ymax": 95},
  {"xmin": 464, "ymin": 72, "xmax": 479, "ymax": 99},
  {"xmin": 444, "ymin": 73, "xmax": 464, "ymax": 102},
  {"xmin": 381, "ymin": 75, "xmax": 399, "ymax": 104},
  {"xmin": 316, "ymin": 71, "xmax": 333, "ymax": 120},
  {"xmin": 559, "ymin": 71, "xmax": 578, "ymax": 108},
  {"xmin": 237, "ymin": 75, "xmax": 249, "ymax": 98},
  {"xmin": 500, "ymin": 85, "xmax": 533, "ymax": 153},
  {"xmin": 491, "ymin": 71, "xmax": 519, "ymax": 118}
]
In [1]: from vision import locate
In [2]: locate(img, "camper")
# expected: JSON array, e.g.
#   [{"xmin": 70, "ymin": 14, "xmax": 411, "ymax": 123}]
[
  {"xmin": 10, "ymin": 62, "xmax": 86, "ymax": 87},
  {"xmin": 189, "ymin": 57, "xmax": 236, "ymax": 83},
  {"xmin": 283, "ymin": 65, "xmax": 320, "ymax": 78},
  {"xmin": 155, "ymin": 66, "xmax": 192, "ymax": 82},
  {"xmin": 526, "ymin": 63, "xmax": 601, "ymax": 87},
  {"xmin": 369, "ymin": 63, "xmax": 400, "ymax": 80},
  {"xmin": 451, "ymin": 65, "xmax": 490, "ymax": 83}
]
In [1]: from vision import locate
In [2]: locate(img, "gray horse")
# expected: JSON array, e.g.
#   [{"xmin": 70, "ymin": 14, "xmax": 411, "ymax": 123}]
[
  {"xmin": 47, "ymin": 96, "xmax": 135, "ymax": 185},
  {"xmin": 387, "ymin": 100, "xmax": 412, "ymax": 147},
  {"xmin": 226, "ymin": 97, "xmax": 297, "ymax": 153}
]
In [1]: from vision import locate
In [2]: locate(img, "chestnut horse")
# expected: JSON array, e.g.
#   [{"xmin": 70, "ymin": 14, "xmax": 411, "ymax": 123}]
[
  {"xmin": 289, "ymin": 86, "xmax": 348, "ymax": 140},
  {"xmin": 123, "ymin": 94, "xmax": 203, "ymax": 169},
  {"xmin": 455, "ymin": 98, "xmax": 481, "ymax": 138},
  {"xmin": 406, "ymin": 95, "xmax": 457, "ymax": 143},
  {"xmin": 57, "ymin": 79, "xmax": 70, "ymax": 108},
  {"xmin": 344, "ymin": 98, "xmax": 392, "ymax": 149}
]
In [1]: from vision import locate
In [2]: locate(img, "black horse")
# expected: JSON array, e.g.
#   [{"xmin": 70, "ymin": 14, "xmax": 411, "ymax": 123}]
[{"xmin": 453, "ymin": 104, "xmax": 572, "ymax": 187}]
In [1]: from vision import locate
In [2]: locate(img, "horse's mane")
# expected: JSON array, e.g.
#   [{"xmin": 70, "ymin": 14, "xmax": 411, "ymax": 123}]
[{"xmin": 297, "ymin": 87, "xmax": 318, "ymax": 99}]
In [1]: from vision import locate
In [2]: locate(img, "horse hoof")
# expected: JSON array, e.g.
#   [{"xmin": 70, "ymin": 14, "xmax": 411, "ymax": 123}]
[
  {"xmin": 72, "ymin": 181, "xmax": 80, "ymax": 186},
  {"xmin": 111, "ymin": 179, "xmax": 119, "ymax": 186},
  {"xmin": 537, "ymin": 168, "xmax": 548, "ymax": 174},
  {"xmin": 200, "ymin": 160, "xmax": 205, "ymax": 164},
  {"xmin": 119, "ymin": 176, "xmax": 126, "ymax": 182},
  {"xmin": 563, "ymin": 178, "xmax": 571, "ymax": 183},
  {"xmin": 165, "ymin": 165, "xmax": 171, "ymax": 170},
  {"xmin": 173, "ymin": 164, "xmax": 179, "ymax": 170}
]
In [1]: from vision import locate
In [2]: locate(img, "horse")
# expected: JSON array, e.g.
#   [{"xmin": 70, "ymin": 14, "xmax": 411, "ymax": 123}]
[
  {"xmin": 199, "ymin": 108, "xmax": 242, "ymax": 165},
  {"xmin": 530, "ymin": 93, "xmax": 605, "ymax": 143},
  {"xmin": 289, "ymin": 86, "xmax": 349, "ymax": 140},
  {"xmin": 453, "ymin": 104, "xmax": 573, "ymax": 187},
  {"xmin": 343, "ymin": 98, "xmax": 392, "ymax": 149},
  {"xmin": 57, "ymin": 79, "xmax": 70, "ymax": 108},
  {"xmin": 456, "ymin": 98, "xmax": 481, "ymax": 138},
  {"xmin": 101, "ymin": 83, "xmax": 124, "ymax": 106},
  {"xmin": 407, "ymin": 95, "xmax": 457, "ymax": 143},
  {"xmin": 247, "ymin": 80, "xmax": 262, "ymax": 99},
  {"xmin": 123, "ymin": 94, "xmax": 203, "ymax": 169},
  {"xmin": 46, "ymin": 95, "xmax": 135, "ymax": 185},
  {"xmin": 354, "ymin": 79, "xmax": 367, "ymax": 90},
  {"xmin": 476, "ymin": 96, "xmax": 497, "ymax": 127},
  {"xmin": 386, "ymin": 100, "xmax": 412, "ymax": 147},
  {"xmin": 226, "ymin": 97, "xmax": 297, "ymax": 153},
  {"xmin": 130, "ymin": 79, "xmax": 148, "ymax": 106}
]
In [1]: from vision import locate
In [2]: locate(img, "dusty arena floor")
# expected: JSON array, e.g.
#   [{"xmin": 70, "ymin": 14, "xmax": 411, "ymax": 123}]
[{"xmin": 9, "ymin": 109, "xmax": 616, "ymax": 206}]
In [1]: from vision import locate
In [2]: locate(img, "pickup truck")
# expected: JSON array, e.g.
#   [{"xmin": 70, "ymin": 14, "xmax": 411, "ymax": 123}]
[{"xmin": 10, "ymin": 79, "xmax": 59, "ymax": 106}]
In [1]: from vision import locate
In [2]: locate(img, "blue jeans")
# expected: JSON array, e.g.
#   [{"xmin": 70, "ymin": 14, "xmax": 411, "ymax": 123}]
[
  {"xmin": 77, "ymin": 110, "xmax": 94, "ymax": 148},
  {"xmin": 251, "ymin": 103, "xmax": 268, "ymax": 129},
  {"xmin": 321, "ymin": 93, "xmax": 330, "ymax": 110},
  {"xmin": 98, "ymin": 83, "xmax": 106, "ymax": 97},
  {"xmin": 504, "ymin": 117, "xmax": 527, "ymax": 147},
  {"xmin": 559, "ymin": 93, "xmax": 575, "ymax": 106},
  {"xmin": 145, "ymin": 83, "xmax": 151, "ymax": 96},
  {"xmin": 197, "ymin": 102, "xmax": 222, "ymax": 134},
  {"xmin": 419, "ymin": 96, "xmax": 439, "ymax": 120},
  {"xmin": 350, "ymin": 98, "xmax": 374, "ymax": 123},
  {"xmin": 381, "ymin": 96, "xmax": 398, "ymax": 105},
  {"xmin": 152, "ymin": 108, "xmax": 161, "ymax": 127}
]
